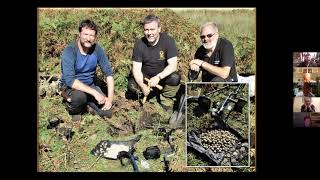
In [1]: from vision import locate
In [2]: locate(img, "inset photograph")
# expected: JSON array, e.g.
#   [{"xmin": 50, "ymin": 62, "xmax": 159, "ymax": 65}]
[
  {"xmin": 293, "ymin": 67, "xmax": 320, "ymax": 97},
  {"xmin": 293, "ymin": 97, "xmax": 320, "ymax": 127},
  {"xmin": 293, "ymin": 52, "xmax": 320, "ymax": 67},
  {"xmin": 186, "ymin": 83, "xmax": 250, "ymax": 167}
]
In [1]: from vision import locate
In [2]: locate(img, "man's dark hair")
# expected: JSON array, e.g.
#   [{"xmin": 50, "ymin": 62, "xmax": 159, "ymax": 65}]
[
  {"xmin": 143, "ymin": 14, "xmax": 160, "ymax": 27},
  {"xmin": 79, "ymin": 19, "xmax": 98, "ymax": 35}
]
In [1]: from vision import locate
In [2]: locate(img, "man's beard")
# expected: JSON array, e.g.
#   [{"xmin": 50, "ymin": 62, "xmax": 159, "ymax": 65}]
[
  {"xmin": 203, "ymin": 40, "xmax": 217, "ymax": 50},
  {"xmin": 203, "ymin": 42, "xmax": 215, "ymax": 50},
  {"xmin": 80, "ymin": 40, "xmax": 93, "ymax": 48}
]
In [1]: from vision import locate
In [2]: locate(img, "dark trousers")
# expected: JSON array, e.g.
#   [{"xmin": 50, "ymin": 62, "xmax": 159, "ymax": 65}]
[
  {"xmin": 61, "ymin": 84, "xmax": 112, "ymax": 118},
  {"xmin": 127, "ymin": 71, "xmax": 181, "ymax": 98},
  {"xmin": 189, "ymin": 70, "xmax": 230, "ymax": 82}
]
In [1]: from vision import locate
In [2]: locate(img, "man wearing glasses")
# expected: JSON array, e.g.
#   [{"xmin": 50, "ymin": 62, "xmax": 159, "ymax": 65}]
[
  {"xmin": 127, "ymin": 14, "xmax": 181, "ymax": 107},
  {"xmin": 189, "ymin": 22, "xmax": 238, "ymax": 82}
]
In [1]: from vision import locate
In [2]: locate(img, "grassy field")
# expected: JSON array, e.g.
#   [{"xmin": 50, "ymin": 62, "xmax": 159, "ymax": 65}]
[
  {"xmin": 173, "ymin": 8, "xmax": 255, "ymax": 37},
  {"xmin": 38, "ymin": 8, "xmax": 256, "ymax": 172}
]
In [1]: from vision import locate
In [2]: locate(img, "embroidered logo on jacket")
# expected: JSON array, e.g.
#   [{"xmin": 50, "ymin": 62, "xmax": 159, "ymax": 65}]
[{"xmin": 159, "ymin": 51, "xmax": 165, "ymax": 60}]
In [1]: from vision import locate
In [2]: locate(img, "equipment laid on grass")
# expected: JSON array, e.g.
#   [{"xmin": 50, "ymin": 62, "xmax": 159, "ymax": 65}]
[
  {"xmin": 47, "ymin": 116, "xmax": 64, "ymax": 129},
  {"xmin": 162, "ymin": 155, "xmax": 172, "ymax": 172},
  {"xmin": 91, "ymin": 135, "xmax": 142, "ymax": 172},
  {"xmin": 91, "ymin": 135, "xmax": 141, "ymax": 159},
  {"xmin": 143, "ymin": 146, "xmax": 161, "ymax": 160},
  {"xmin": 117, "ymin": 149, "xmax": 139, "ymax": 172},
  {"xmin": 187, "ymin": 84, "xmax": 248, "ymax": 122}
]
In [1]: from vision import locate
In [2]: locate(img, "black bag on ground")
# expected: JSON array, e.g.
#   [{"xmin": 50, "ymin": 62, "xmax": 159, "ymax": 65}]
[{"xmin": 143, "ymin": 146, "xmax": 161, "ymax": 160}]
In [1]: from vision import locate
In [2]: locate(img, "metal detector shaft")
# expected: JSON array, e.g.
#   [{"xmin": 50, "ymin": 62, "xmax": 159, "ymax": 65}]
[
  {"xmin": 202, "ymin": 85, "xmax": 230, "ymax": 97},
  {"xmin": 130, "ymin": 155, "xmax": 139, "ymax": 172},
  {"xmin": 187, "ymin": 85, "xmax": 230, "ymax": 100},
  {"xmin": 118, "ymin": 151, "xmax": 139, "ymax": 172},
  {"xmin": 217, "ymin": 84, "xmax": 244, "ymax": 114}
]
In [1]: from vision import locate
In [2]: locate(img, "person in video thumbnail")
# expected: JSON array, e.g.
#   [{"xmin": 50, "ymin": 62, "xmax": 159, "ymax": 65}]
[{"xmin": 301, "ymin": 97, "xmax": 316, "ymax": 112}]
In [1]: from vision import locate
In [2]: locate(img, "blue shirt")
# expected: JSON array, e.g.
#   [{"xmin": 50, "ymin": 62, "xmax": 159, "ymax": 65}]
[{"xmin": 61, "ymin": 42, "xmax": 113, "ymax": 87}]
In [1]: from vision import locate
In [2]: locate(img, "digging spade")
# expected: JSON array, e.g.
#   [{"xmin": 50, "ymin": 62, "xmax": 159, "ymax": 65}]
[
  {"xmin": 169, "ymin": 92, "xmax": 186, "ymax": 128},
  {"xmin": 169, "ymin": 70, "xmax": 199, "ymax": 128}
]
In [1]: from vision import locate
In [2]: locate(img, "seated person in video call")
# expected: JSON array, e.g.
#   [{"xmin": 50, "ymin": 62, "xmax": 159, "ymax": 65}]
[
  {"xmin": 188, "ymin": 22, "xmax": 237, "ymax": 82},
  {"xmin": 301, "ymin": 97, "xmax": 316, "ymax": 112},
  {"xmin": 298, "ymin": 52, "xmax": 318, "ymax": 67},
  {"xmin": 316, "ymin": 52, "xmax": 320, "ymax": 66},
  {"xmin": 303, "ymin": 83, "xmax": 315, "ymax": 97}
]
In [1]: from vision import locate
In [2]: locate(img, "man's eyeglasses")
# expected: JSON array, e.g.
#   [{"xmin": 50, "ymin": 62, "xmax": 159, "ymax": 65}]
[{"xmin": 200, "ymin": 33, "xmax": 216, "ymax": 39}]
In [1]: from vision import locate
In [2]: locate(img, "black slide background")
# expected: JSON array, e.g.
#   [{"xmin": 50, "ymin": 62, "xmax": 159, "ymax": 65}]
[{"xmin": 5, "ymin": 0, "xmax": 320, "ymax": 177}]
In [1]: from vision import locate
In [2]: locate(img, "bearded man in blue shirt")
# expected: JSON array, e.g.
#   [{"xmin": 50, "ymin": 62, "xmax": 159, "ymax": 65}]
[{"xmin": 60, "ymin": 19, "xmax": 114, "ymax": 121}]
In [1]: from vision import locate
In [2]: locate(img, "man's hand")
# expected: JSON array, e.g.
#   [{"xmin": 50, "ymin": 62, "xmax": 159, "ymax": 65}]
[
  {"xmin": 148, "ymin": 76, "xmax": 161, "ymax": 88},
  {"xmin": 71, "ymin": 79, "xmax": 108, "ymax": 105},
  {"xmin": 141, "ymin": 84, "xmax": 151, "ymax": 96},
  {"xmin": 94, "ymin": 91, "xmax": 106, "ymax": 105},
  {"xmin": 101, "ymin": 97, "xmax": 112, "ymax": 110},
  {"xmin": 190, "ymin": 63, "xmax": 200, "ymax": 72},
  {"xmin": 189, "ymin": 59, "xmax": 204, "ymax": 72},
  {"xmin": 304, "ymin": 105, "xmax": 311, "ymax": 112}
]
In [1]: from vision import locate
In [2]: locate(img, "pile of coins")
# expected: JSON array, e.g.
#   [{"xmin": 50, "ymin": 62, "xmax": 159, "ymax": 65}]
[{"xmin": 200, "ymin": 129, "xmax": 238, "ymax": 154}]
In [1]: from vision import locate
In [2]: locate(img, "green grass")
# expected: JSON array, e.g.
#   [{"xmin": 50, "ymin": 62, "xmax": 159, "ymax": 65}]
[
  {"xmin": 173, "ymin": 9, "xmax": 256, "ymax": 38},
  {"xmin": 38, "ymin": 94, "xmax": 187, "ymax": 172}
]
